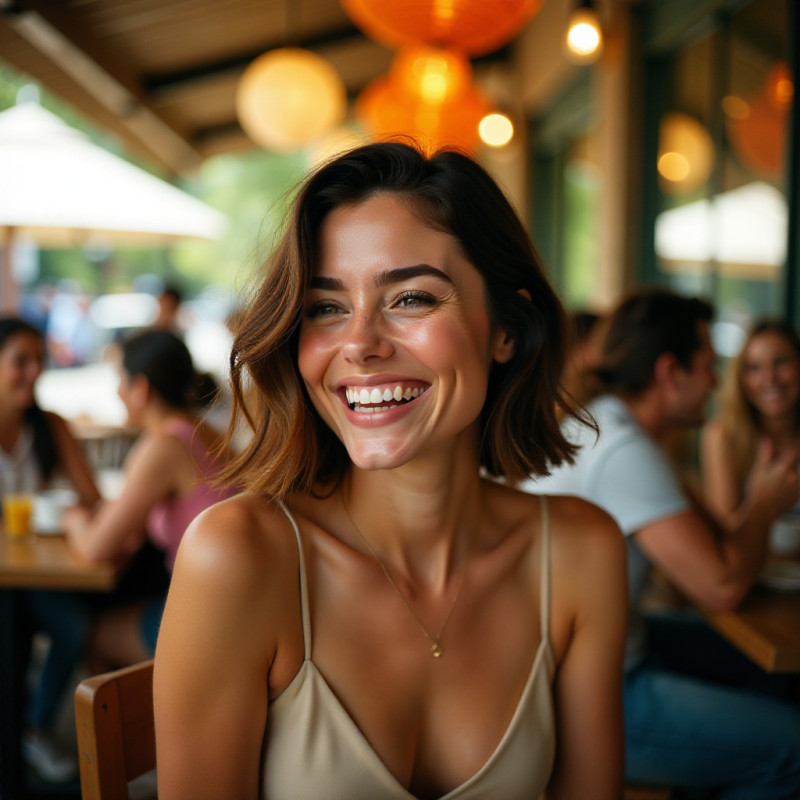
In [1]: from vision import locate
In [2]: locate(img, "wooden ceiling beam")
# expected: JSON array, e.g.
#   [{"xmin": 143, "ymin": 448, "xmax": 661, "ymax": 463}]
[
  {"xmin": 144, "ymin": 22, "xmax": 366, "ymax": 97},
  {"xmin": 2, "ymin": 0, "xmax": 204, "ymax": 173}
]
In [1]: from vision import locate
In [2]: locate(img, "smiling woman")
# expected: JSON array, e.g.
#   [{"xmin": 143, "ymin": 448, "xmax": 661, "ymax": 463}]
[
  {"xmin": 153, "ymin": 142, "xmax": 628, "ymax": 800},
  {"xmin": 702, "ymin": 319, "xmax": 800, "ymax": 550}
]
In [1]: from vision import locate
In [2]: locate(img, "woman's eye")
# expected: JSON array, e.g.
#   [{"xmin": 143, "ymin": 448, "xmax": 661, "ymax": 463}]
[
  {"xmin": 306, "ymin": 302, "xmax": 345, "ymax": 318},
  {"xmin": 394, "ymin": 291, "xmax": 437, "ymax": 309}
]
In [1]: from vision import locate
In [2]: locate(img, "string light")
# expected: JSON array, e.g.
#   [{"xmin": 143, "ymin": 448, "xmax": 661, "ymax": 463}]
[
  {"xmin": 479, "ymin": 113, "xmax": 514, "ymax": 147},
  {"xmin": 564, "ymin": 0, "xmax": 603, "ymax": 65}
]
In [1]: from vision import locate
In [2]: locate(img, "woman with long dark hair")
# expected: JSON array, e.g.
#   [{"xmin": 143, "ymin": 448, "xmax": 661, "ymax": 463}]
[
  {"xmin": 0, "ymin": 317, "xmax": 101, "ymax": 782},
  {"xmin": 154, "ymin": 143, "xmax": 627, "ymax": 800}
]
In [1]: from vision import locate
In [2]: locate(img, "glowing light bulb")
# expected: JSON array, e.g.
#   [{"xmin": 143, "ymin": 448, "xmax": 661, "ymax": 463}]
[
  {"xmin": 658, "ymin": 152, "xmax": 690, "ymax": 183},
  {"xmin": 564, "ymin": 7, "xmax": 603, "ymax": 64},
  {"xmin": 479, "ymin": 113, "xmax": 514, "ymax": 147}
]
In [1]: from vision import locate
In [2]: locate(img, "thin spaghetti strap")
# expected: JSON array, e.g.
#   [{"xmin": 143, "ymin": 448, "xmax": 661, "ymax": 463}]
[
  {"xmin": 278, "ymin": 501, "xmax": 312, "ymax": 660},
  {"xmin": 538, "ymin": 495, "xmax": 551, "ymax": 642}
]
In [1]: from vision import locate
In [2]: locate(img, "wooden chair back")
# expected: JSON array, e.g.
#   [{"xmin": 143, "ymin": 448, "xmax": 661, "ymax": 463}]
[{"xmin": 74, "ymin": 659, "xmax": 156, "ymax": 800}]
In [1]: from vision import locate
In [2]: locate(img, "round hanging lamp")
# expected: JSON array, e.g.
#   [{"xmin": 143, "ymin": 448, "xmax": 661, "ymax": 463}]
[
  {"xmin": 728, "ymin": 94, "xmax": 786, "ymax": 179},
  {"xmin": 340, "ymin": 0, "xmax": 541, "ymax": 56},
  {"xmin": 390, "ymin": 45, "xmax": 472, "ymax": 103},
  {"xmin": 657, "ymin": 112, "xmax": 714, "ymax": 194},
  {"xmin": 236, "ymin": 48, "xmax": 347, "ymax": 153},
  {"xmin": 765, "ymin": 61, "xmax": 793, "ymax": 111},
  {"xmin": 479, "ymin": 112, "xmax": 514, "ymax": 147},
  {"xmin": 357, "ymin": 72, "xmax": 491, "ymax": 154}
]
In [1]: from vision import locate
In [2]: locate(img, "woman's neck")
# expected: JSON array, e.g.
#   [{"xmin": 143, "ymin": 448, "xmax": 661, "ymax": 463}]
[
  {"xmin": 140, "ymin": 404, "xmax": 194, "ymax": 433},
  {"xmin": 759, "ymin": 412, "xmax": 800, "ymax": 445},
  {"xmin": 342, "ymin": 440, "xmax": 484, "ymax": 589},
  {"xmin": 0, "ymin": 406, "xmax": 27, "ymax": 454}
]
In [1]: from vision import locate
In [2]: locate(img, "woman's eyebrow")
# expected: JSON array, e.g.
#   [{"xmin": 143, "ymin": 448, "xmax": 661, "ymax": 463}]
[
  {"xmin": 310, "ymin": 276, "xmax": 345, "ymax": 290},
  {"xmin": 309, "ymin": 265, "xmax": 453, "ymax": 291},
  {"xmin": 375, "ymin": 265, "xmax": 453, "ymax": 287}
]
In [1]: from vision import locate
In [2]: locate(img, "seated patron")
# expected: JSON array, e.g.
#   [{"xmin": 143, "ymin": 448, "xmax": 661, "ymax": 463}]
[
  {"xmin": 63, "ymin": 330, "xmax": 238, "ymax": 666},
  {"xmin": 522, "ymin": 289, "xmax": 800, "ymax": 799},
  {"xmin": 702, "ymin": 319, "xmax": 800, "ymax": 557},
  {"xmin": 23, "ymin": 330, "xmax": 238, "ymax": 783},
  {"xmin": 0, "ymin": 317, "xmax": 101, "ymax": 783}
]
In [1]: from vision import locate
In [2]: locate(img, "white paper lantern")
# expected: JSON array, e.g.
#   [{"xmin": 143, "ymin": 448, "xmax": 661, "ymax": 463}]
[{"xmin": 236, "ymin": 48, "xmax": 347, "ymax": 153}]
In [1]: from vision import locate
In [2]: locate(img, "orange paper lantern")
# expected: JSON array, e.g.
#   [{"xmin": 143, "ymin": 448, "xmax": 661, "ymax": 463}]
[
  {"xmin": 728, "ymin": 93, "xmax": 786, "ymax": 179},
  {"xmin": 357, "ymin": 71, "xmax": 491, "ymax": 154},
  {"xmin": 340, "ymin": 0, "xmax": 541, "ymax": 56},
  {"xmin": 390, "ymin": 45, "xmax": 472, "ymax": 103},
  {"xmin": 765, "ymin": 61, "xmax": 793, "ymax": 111}
]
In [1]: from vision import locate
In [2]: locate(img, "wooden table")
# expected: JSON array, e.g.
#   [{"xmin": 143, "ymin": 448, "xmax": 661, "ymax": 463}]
[
  {"xmin": 0, "ymin": 532, "xmax": 119, "ymax": 799},
  {"xmin": 0, "ymin": 533, "xmax": 117, "ymax": 590},
  {"xmin": 704, "ymin": 587, "xmax": 800, "ymax": 673}
]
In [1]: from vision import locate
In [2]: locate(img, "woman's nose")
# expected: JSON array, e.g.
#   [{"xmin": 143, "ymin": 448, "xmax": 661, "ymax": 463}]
[{"xmin": 342, "ymin": 312, "xmax": 394, "ymax": 365}]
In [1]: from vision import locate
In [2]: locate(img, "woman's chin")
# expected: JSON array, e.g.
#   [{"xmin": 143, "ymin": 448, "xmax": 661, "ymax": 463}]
[{"xmin": 346, "ymin": 442, "xmax": 417, "ymax": 472}]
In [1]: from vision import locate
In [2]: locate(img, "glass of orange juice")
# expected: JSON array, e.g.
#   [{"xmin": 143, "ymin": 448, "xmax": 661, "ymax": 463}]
[{"xmin": 4, "ymin": 492, "xmax": 33, "ymax": 540}]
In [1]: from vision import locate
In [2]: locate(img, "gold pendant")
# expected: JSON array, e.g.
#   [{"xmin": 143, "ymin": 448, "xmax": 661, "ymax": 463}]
[{"xmin": 431, "ymin": 642, "xmax": 442, "ymax": 658}]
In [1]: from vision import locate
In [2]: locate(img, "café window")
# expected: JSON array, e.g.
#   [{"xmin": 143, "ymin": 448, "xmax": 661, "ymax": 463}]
[
  {"xmin": 646, "ymin": 0, "xmax": 792, "ymax": 355},
  {"xmin": 530, "ymin": 74, "xmax": 601, "ymax": 310}
]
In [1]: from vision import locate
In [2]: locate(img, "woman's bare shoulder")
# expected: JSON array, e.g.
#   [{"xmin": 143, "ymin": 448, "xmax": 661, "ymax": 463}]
[
  {"xmin": 513, "ymin": 489, "xmax": 624, "ymax": 565},
  {"xmin": 494, "ymin": 483, "xmax": 619, "ymax": 537},
  {"xmin": 701, "ymin": 417, "xmax": 733, "ymax": 448},
  {"xmin": 175, "ymin": 493, "xmax": 299, "ymax": 592}
]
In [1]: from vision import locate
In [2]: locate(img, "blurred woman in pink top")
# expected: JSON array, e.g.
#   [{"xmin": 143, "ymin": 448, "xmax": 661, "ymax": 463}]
[{"xmin": 63, "ymin": 329, "xmax": 237, "ymax": 665}]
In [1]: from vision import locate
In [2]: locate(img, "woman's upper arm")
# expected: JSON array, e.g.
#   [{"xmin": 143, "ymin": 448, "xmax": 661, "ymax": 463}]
[
  {"xmin": 546, "ymin": 500, "xmax": 627, "ymax": 800},
  {"xmin": 47, "ymin": 412, "xmax": 101, "ymax": 507},
  {"xmin": 700, "ymin": 421, "xmax": 741, "ymax": 525},
  {"xmin": 66, "ymin": 435, "xmax": 179, "ymax": 561},
  {"xmin": 154, "ymin": 500, "xmax": 274, "ymax": 800}
]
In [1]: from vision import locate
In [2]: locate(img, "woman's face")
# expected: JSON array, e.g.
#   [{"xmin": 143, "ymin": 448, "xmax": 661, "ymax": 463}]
[
  {"xmin": 0, "ymin": 332, "xmax": 44, "ymax": 411},
  {"xmin": 297, "ymin": 193, "xmax": 514, "ymax": 472},
  {"xmin": 116, "ymin": 363, "xmax": 146, "ymax": 427},
  {"xmin": 740, "ymin": 330, "xmax": 800, "ymax": 420}
]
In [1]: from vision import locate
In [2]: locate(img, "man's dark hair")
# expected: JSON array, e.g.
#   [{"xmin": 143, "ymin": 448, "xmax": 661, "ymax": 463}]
[{"xmin": 596, "ymin": 288, "xmax": 714, "ymax": 397}]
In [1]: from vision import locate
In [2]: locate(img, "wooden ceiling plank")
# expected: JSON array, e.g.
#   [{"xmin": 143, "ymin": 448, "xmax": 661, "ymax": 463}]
[
  {"xmin": 143, "ymin": 21, "xmax": 365, "ymax": 97},
  {"xmin": 6, "ymin": 0, "xmax": 203, "ymax": 172}
]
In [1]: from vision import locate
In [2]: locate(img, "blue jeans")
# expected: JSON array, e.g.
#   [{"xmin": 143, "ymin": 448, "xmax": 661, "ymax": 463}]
[
  {"xmin": 25, "ymin": 590, "xmax": 90, "ymax": 729},
  {"xmin": 624, "ymin": 613, "xmax": 800, "ymax": 799}
]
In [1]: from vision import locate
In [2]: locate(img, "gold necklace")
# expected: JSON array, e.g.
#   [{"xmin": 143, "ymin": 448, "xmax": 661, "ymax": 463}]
[{"xmin": 341, "ymin": 491, "xmax": 466, "ymax": 659}]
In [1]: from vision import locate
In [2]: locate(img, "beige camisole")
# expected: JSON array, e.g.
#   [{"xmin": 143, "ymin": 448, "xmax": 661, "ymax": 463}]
[{"xmin": 262, "ymin": 497, "xmax": 556, "ymax": 800}]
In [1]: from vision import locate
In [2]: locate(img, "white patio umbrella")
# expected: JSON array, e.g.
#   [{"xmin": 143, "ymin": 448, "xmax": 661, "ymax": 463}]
[
  {"xmin": 0, "ymin": 102, "xmax": 227, "ymax": 310},
  {"xmin": 655, "ymin": 181, "xmax": 787, "ymax": 278}
]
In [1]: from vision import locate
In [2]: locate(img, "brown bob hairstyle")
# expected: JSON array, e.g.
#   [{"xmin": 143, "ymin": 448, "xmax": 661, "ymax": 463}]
[{"xmin": 221, "ymin": 141, "xmax": 577, "ymax": 499}]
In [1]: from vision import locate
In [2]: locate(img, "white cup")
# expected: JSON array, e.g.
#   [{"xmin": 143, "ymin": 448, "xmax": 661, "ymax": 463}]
[
  {"xmin": 769, "ymin": 515, "xmax": 800, "ymax": 557},
  {"xmin": 33, "ymin": 489, "xmax": 78, "ymax": 534}
]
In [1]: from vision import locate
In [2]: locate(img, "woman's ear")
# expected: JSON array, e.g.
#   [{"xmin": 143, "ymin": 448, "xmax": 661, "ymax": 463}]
[
  {"xmin": 130, "ymin": 373, "xmax": 151, "ymax": 406},
  {"xmin": 491, "ymin": 289, "xmax": 530, "ymax": 364},
  {"xmin": 491, "ymin": 328, "xmax": 516, "ymax": 364}
]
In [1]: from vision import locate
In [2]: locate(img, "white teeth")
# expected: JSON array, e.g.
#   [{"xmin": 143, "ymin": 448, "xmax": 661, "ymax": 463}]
[{"xmin": 347, "ymin": 384, "xmax": 427, "ymax": 408}]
